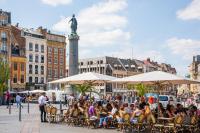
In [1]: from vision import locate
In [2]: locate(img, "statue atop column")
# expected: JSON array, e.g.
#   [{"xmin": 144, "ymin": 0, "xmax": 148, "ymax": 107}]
[{"xmin": 69, "ymin": 14, "xmax": 77, "ymax": 35}]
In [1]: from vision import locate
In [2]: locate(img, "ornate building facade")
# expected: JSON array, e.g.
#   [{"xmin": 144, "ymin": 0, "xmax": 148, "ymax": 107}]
[
  {"xmin": 76, "ymin": 56, "xmax": 177, "ymax": 95},
  {"xmin": 189, "ymin": 55, "xmax": 200, "ymax": 93},
  {"xmin": 22, "ymin": 28, "xmax": 47, "ymax": 90},
  {"xmin": 10, "ymin": 26, "xmax": 26, "ymax": 91}
]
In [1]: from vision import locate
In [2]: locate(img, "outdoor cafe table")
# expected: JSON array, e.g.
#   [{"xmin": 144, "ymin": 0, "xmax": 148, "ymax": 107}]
[{"xmin": 157, "ymin": 117, "xmax": 175, "ymax": 125}]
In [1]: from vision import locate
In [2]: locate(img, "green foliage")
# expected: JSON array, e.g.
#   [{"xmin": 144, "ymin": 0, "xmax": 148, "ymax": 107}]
[
  {"xmin": 0, "ymin": 56, "xmax": 10, "ymax": 96},
  {"xmin": 127, "ymin": 83, "xmax": 148, "ymax": 97},
  {"xmin": 72, "ymin": 83, "xmax": 99, "ymax": 96}
]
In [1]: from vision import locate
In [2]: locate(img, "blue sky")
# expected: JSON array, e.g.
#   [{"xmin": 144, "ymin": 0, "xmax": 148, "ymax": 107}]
[{"xmin": 1, "ymin": 0, "xmax": 200, "ymax": 76}]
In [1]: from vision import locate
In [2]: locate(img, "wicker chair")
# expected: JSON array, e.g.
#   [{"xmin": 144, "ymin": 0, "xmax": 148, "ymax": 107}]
[
  {"xmin": 184, "ymin": 115, "xmax": 199, "ymax": 133},
  {"xmin": 46, "ymin": 106, "xmax": 58, "ymax": 123},
  {"xmin": 51, "ymin": 107, "xmax": 58, "ymax": 123},
  {"xmin": 46, "ymin": 105, "xmax": 52, "ymax": 123},
  {"xmin": 132, "ymin": 114, "xmax": 146, "ymax": 133},
  {"xmin": 122, "ymin": 113, "xmax": 131, "ymax": 132},
  {"xmin": 163, "ymin": 115, "xmax": 184, "ymax": 133},
  {"xmin": 68, "ymin": 109, "xmax": 80, "ymax": 126},
  {"xmin": 151, "ymin": 115, "xmax": 164, "ymax": 133}
]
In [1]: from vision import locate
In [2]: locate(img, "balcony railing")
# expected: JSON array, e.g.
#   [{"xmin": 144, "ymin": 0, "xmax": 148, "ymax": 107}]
[
  {"xmin": 0, "ymin": 50, "xmax": 8, "ymax": 54},
  {"xmin": 1, "ymin": 37, "xmax": 7, "ymax": 41}
]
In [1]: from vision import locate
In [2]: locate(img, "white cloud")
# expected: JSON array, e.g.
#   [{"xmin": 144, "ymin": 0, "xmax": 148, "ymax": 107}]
[
  {"xmin": 177, "ymin": 0, "xmax": 200, "ymax": 20},
  {"xmin": 52, "ymin": 0, "xmax": 130, "ymax": 48},
  {"xmin": 41, "ymin": 0, "xmax": 72, "ymax": 6},
  {"xmin": 167, "ymin": 37, "xmax": 200, "ymax": 60},
  {"xmin": 54, "ymin": 0, "xmax": 166, "ymax": 65}
]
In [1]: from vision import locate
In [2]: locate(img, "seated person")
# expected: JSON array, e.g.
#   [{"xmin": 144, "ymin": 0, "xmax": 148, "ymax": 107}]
[
  {"xmin": 130, "ymin": 104, "xmax": 143, "ymax": 124},
  {"xmin": 98, "ymin": 106, "xmax": 108, "ymax": 127},
  {"xmin": 175, "ymin": 103, "xmax": 183, "ymax": 114},
  {"xmin": 165, "ymin": 104, "xmax": 175, "ymax": 118},
  {"xmin": 155, "ymin": 103, "xmax": 165, "ymax": 118},
  {"xmin": 116, "ymin": 106, "xmax": 126, "ymax": 131},
  {"xmin": 116, "ymin": 105, "xmax": 125, "ymax": 124},
  {"xmin": 70, "ymin": 103, "xmax": 80, "ymax": 118},
  {"xmin": 107, "ymin": 102, "xmax": 118, "ymax": 119},
  {"xmin": 64, "ymin": 105, "xmax": 73, "ymax": 118},
  {"xmin": 88, "ymin": 103, "xmax": 98, "ymax": 120}
]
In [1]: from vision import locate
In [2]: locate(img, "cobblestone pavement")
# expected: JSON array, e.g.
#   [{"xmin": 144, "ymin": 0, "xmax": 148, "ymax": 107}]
[{"xmin": 0, "ymin": 103, "xmax": 118, "ymax": 133}]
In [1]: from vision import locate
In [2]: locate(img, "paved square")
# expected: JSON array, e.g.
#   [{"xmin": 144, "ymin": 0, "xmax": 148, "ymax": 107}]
[{"xmin": 0, "ymin": 104, "xmax": 118, "ymax": 133}]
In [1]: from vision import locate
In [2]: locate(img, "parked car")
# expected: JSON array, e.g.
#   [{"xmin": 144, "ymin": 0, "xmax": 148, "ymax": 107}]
[{"xmin": 159, "ymin": 95, "xmax": 177, "ymax": 108}]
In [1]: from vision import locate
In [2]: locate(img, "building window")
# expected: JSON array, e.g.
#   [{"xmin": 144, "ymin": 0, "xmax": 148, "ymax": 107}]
[
  {"xmin": 59, "ymin": 48, "xmax": 64, "ymax": 55},
  {"xmin": 60, "ymin": 69, "xmax": 63, "ymax": 77},
  {"xmin": 29, "ymin": 54, "xmax": 33, "ymax": 62},
  {"xmin": 48, "ymin": 56, "xmax": 52, "ymax": 63},
  {"xmin": 48, "ymin": 47, "xmax": 52, "ymax": 53},
  {"xmin": 41, "ymin": 45, "xmax": 44, "ymax": 53},
  {"xmin": 54, "ymin": 56, "xmax": 58, "ymax": 64},
  {"xmin": 14, "ymin": 63, "xmax": 17, "ymax": 71},
  {"xmin": 20, "ymin": 75, "xmax": 24, "ymax": 83},
  {"xmin": 35, "ymin": 55, "xmax": 39, "ymax": 63},
  {"xmin": 35, "ymin": 44, "xmax": 39, "ymax": 52},
  {"xmin": 41, "ymin": 77, "xmax": 44, "ymax": 83},
  {"xmin": 60, "ymin": 57, "xmax": 63, "ymax": 64},
  {"xmin": 29, "ymin": 77, "xmax": 32, "ymax": 83},
  {"xmin": 21, "ymin": 63, "xmax": 24, "ymax": 71},
  {"xmin": 29, "ymin": 42, "xmax": 33, "ymax": 51},
  {"xmin": 41, "ymin": 66, "xmax": 44, "ymax": 75},
  {"xmin": 54, "ymin": 48, "xmax": 58, "ymax": 54},
  {"xmin": 35, "ymin": 65, "xmax": 38, "ymax": 74},
  {"xmin": 29, "ymin": 65, "xmax": 32, "ymax": 74},
  {"xmin": 13, "ymin": 74, "xmax": 17, "ymax": 83},
  {"xmin": 54, "ymin": 69, "xmax": 58, "ymax": 78},
  {"xmin": 48, "ymin": 68, "xmax": 52, "ymax": 76},
  {"xmin": 2, "ymin": 41, "xmax": 7, "ymax": 51},
  {"xmin": 1, "ymin": 32, "xmax": 7, "ymax": 38},
  {"xmin": 41, "ymin": 55, "xmax": 44, "ymax": 63},
  {"xmin": 35, "ymin": 77, "xmax": 38, "ymax": 83}
]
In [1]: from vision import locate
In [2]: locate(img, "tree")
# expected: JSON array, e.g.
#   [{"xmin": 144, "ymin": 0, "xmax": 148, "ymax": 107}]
[
  {"xmin": 72, "ymin": 83, "xmax": 99, "ymax": 97},
  {"xmin": 127, "ymin": 83, "xmax": 148, "ymax": 97},
  {"xmin": 0, "ymin": 56, "xmax": 10, "ymax": 101}
]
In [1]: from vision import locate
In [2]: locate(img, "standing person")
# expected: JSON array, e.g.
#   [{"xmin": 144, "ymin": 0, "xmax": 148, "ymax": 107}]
[
  {"xmin": 68, "ymin": 93, "xmax": 75, "ymax": 107},
  {"xmin": 16, "ymin": 94, "xmax": 23, "ymax": 108},
  {"xmin": 5, "ymin": 91, "xmax": 10, "ymax": 108},
  {"xmin": 38, "ymin": 92, "xmax": 47, "ymax": 122}
]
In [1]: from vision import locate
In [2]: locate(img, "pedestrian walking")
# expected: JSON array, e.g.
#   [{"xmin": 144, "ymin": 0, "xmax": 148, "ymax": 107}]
[
  {"xmin": 38, "ymin": 92, "xmax": 47, "ymax": 122},
  {"xmin": 5, "ymin": 91, "xmax": 10, "ymax": 108},
  {"xmin": 16, "ymin": 94, "xmax": 23, "ymax": 108}
]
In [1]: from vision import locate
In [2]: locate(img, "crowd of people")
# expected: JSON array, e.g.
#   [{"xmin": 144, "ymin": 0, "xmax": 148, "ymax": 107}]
[{"xmin": 63, "ymin": 94, "xmax": 200, "ymax": 131}]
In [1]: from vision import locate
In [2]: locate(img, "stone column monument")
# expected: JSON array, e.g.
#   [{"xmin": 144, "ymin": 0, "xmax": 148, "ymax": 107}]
[
  {"xmin": 66, "ymin": 14, "xmax": 79, "ymax": 94},
  {"xmin": 68, "ymin": 35, "xmax": 79, "ymax": 76}
]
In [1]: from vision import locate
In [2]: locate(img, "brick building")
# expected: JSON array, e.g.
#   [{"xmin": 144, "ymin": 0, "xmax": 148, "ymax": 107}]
[
  {"xmin": 10, "ymin": 26, "xmax": 26, "ymax": 91},
  {"xmin": 0, "ymin": 9, "xmax": 11, "ymax": 62},
  {"xmin": 37, "ymin": 27, "xmax": 66, "ymax": 82}
]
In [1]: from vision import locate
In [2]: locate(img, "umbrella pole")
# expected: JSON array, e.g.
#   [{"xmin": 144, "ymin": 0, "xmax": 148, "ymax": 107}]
[{"xmin": 156, "ymin": 83, "xmax": 161, "ymax": 117}]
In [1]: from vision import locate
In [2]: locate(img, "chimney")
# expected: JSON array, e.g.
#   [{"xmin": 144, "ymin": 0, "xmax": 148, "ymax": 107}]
[{"xmin": 37, "ymin": 26, "xmax": 43, "ymax": 33}]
